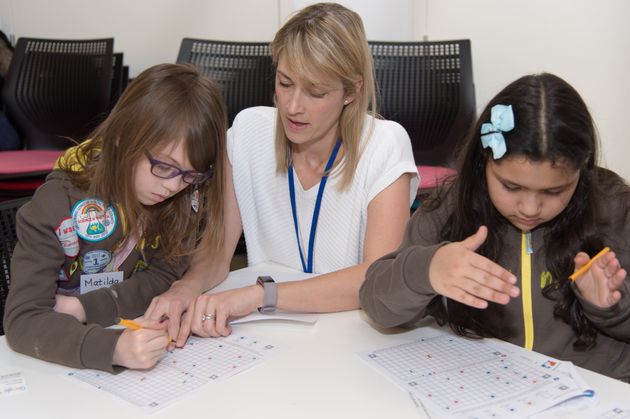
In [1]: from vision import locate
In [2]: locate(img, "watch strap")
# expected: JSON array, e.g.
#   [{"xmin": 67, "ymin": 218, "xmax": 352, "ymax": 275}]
[{"xmin": 256, "ymin": 276, "xmax": 277, "ymax": 313}]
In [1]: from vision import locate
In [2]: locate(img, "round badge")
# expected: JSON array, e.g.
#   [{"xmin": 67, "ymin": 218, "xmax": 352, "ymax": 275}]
[
  {"xmin": 55, "ymin": 217, "xmax": 79, "ymax": 257},
  {"xmin": 82, "ymin": 250, "xmax": 112, "ymax": 274},
  {"xmin": 72, "ymin": 198, "xmax": 118, "ymax": 242}
]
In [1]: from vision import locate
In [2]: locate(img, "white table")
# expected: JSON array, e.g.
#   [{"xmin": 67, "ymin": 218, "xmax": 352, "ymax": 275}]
[{"xmin": 2, "ymin": 264, "xmax": 629, "ymax": 418}]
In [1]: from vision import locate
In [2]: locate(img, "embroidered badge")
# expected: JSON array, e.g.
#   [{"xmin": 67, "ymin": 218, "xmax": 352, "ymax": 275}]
[
  {"xmin": 133, "ymin": 258, "xmax": 148, "ymax": 273},
  {"xmin": 69, "ymin": 260, "xmax": 80, "ymax": 277},
  {"xmin": 82, "ymin": 250, "xmax": 112, "ymax": 274},
  {"xmin": 540, "ymin": 271, "xmax": 553, "ymax": 289},
  {"xmin": 55, "ymin": 217, "xmax": 79, "ymax": 258},
  {"xmin": 72, "ymin": 199, "xmax": 117, "ymax": 242}
]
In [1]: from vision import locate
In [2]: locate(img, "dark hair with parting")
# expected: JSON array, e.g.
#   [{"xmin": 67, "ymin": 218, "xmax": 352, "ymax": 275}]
[
  {"xmin": 423, "ymin": 72, "xmax": 630, "ymax": 349},
  {"xmin": 58, "ymin": 63, "xmax": 227, "ymax": 264}
]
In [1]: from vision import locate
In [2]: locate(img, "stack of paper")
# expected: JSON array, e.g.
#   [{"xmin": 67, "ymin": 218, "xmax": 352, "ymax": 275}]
[{"xmin": 359, "ymin": 331, "xmax": 594, "ymax": 418}]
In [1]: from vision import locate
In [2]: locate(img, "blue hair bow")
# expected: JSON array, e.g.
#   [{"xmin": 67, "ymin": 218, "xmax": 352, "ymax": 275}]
[{"xmin": 480, "ymin": 104, "xmax": 515, "ymax": 159}]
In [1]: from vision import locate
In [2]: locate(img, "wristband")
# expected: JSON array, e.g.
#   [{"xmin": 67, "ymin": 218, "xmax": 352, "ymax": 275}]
[{"xmin": 256, "ymin": 276, "xmax": 277, "ymax": 313}]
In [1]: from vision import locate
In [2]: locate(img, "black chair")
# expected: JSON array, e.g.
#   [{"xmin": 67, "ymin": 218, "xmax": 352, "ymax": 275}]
[
  {"xmin": 110, "ymin": 52, "xmax": 129, "ymax": 109},
  {"xmin": 369, "ymin": 40, "xmax": 476, "ymax": 198},
  {"xmin": 176, "ymin": 38, "xmax": 276, "ymax": 125},
  {"xmin": 2, "ymin": 37, "xmax": 114, "ymax": 150},
  {"xmin": 177, "ymin": 38, "xmax": 277, "ymax": 258},
  {"xmin": 0, "ymin": 196, "xmax": 30, "ymax": 335}
]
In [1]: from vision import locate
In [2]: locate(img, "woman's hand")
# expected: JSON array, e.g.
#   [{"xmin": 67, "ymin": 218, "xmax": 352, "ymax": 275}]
[
  {"xmin": 190, "ymin": 285, "xmax": 264, "ymax": 338},
  {"xmin": 144, "ymin": 280, "xmax": 202, "ymax": 348},
  {"xmin": 112, "ymin": 317, "xmax": 169, "ymax": 370},
  {"xmin": 428, "ymin": 226, "xmax": 520, "ymax": 309},
  {"xmin": 574, "ymin": 250, "xmax": 626, "ymax": 308}
]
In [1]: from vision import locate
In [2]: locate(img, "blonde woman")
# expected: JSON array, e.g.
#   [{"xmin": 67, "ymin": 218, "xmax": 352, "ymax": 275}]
[{"xmin": 146, "ymin": 2, "xmax": 419, "ymax": 342}]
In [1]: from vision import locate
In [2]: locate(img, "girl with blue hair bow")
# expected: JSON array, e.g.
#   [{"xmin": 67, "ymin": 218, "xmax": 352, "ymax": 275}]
[{"xmin": 360, "ymin": 73, "xmax": 630, "ymax": 381}]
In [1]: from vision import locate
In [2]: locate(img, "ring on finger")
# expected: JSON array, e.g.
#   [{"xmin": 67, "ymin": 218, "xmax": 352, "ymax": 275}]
[{"xmin": 202, "ymin": 313, "xmax": 216, "ymax": 322}]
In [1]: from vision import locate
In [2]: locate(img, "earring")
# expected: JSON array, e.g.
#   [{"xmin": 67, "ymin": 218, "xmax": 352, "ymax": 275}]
[
  {"xmin": 191, "ymin": 186, "xmax": 200, "ymax": 213},
  {"xmin": 344, "ymin": 99, "xmax": 349, "ymax": 105}
]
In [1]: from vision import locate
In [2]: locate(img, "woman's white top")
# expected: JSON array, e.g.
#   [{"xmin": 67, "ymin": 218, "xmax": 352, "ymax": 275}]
[{"xmin": 227, "ymin": 106, "xmax": 419, "ymax": 274}]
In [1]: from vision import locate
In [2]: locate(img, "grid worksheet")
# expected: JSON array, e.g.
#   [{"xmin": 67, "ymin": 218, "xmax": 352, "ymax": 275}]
[
  {"xmin": 68, "ymin": 334, "xmax": 279, "ymax": 414},
  {"xmin": 359, "ymin": 332, "xmax": 592, "ymax": 419}
]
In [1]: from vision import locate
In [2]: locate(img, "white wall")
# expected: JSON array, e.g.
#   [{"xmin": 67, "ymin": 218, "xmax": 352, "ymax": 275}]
[
  {"xmin": 420, "ymin": 0, "xmax": 630, "ymax": 182},
  {"xmin": 1, "ymin": 0, "xmax": 629, "ymax": 180},
  {"xmin": 0, "ymin": 0, "xmax": 280, "ymax": 76},
  {"xmin": 288, "ymin": 0, "xmax": 415, "ymax": 41}
]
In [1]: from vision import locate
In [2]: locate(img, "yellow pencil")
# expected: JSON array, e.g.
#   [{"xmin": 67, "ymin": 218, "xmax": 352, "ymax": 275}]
[
  {"xmin": 569, "ymin": 247, "xmax": 610, "ymax": 281},
  {"xmin": 115, "ymin": 317, "xmax": 143, "ymax": 330},
  {"xmin": 115, "ymin": 317, "xmax": 175, "ymax": 343}
]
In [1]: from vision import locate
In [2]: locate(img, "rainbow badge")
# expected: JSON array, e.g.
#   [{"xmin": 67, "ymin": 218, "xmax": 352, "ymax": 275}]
[{"xmin": 72, "ymin": 198, "xmax": 117, "ymax": 242}]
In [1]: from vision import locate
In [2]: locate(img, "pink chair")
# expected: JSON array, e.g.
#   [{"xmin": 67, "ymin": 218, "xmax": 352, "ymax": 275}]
[
  {"xmin": 417, "ymin": 165, "xmax": 456, "ymax": 198},
  {"xmin": 0, "ymin": 150, "xmax": 63, "ymax": 201},
  {"xmin": 369, "ymin": 40, "xmax": 475, "ymax": 209}
]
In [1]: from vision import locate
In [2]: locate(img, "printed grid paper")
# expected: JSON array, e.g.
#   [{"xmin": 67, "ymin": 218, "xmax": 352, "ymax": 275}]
[
  {"xmin": 529, "ymin": 387, "xmax": 598, "ymax": 419},
  {"xmin": 581, "ymin": 406, "xmax": 630, "ymax": 419},
  {"xmin": 0, "ymin": 372, "xmax": 27, "ymax": 397},
  {"xmin": 67, "ymin": 334, "xmax": 279, "ymax": 414},
  {"xmin": 359, "ymin": 332, "xmax": 593, "ymax": 419}
]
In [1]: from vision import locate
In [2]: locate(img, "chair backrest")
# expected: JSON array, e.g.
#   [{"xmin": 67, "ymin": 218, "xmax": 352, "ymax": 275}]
[
  {"xmin": 0, "ymin": 196, "xmax": 30, "ymax": 335},
  {"xmin": 176, "ymin": 38, "xmax": 276, "ymax": 125},
  {"xmin": 110, "ymin": 52, "xmax": 125, "ymax": 109},
  {"xmin": 2, "ymin": 37, "xmax": 114, "ymax": 150},
  {"xmin": 369, "ymin": 39, "xmax": 476, "ymax": 167}
]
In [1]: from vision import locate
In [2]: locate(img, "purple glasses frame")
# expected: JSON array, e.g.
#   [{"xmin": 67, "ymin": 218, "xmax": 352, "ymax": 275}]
[{"xmin": 145, "ymin": 152, "xmax": 213, "ymax": 185}]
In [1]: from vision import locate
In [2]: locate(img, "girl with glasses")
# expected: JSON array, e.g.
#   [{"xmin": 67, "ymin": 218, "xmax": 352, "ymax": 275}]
[{"xmin": 4, "ymin": 63, "xmax": 227, "ymax": 372}]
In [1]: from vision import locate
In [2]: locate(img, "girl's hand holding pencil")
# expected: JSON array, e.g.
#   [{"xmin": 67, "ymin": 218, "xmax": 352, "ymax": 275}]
[
  {"xmin": 112, "ymin": 317, "xmax": 170, "ymax": 370},
  {"xmin": 573, "ymin": 247, "xmax": 627, "ymax": 308}
]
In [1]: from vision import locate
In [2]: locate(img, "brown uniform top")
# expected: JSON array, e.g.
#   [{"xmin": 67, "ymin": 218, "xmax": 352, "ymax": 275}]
[
  {"xmin": 361, "ymin": 171, "xmax": 630, "ymax": 381},
  {"xmin": 5, "ymin": 171, "xmax": 190, "ymax": 372}
]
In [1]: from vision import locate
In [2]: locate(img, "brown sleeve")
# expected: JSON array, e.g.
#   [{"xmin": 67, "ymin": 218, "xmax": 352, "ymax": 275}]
[
  {"xmin": 4, "ymin": 179, "xmax": 121, "ymax": 372},
  {"xmin": 360, "ymin": 202, "xmax": 449, "ymax": 328},
  {"xmin": 77, "ymin": 249, "xmax": 191, "ymax": 327},
  {"xmin": 573, "ymin": 179, "xmax": 630, "ymax": 342}
]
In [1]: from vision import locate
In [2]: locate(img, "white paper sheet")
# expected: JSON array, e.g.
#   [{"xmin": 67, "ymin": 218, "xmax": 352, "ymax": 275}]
[
  {"xmin": 359, "ymin": 329, "xmax": 594, "ymax": 419},
  {"xmin": 67, "ymin": 334, "xmax": 280, "ymax": 414}
]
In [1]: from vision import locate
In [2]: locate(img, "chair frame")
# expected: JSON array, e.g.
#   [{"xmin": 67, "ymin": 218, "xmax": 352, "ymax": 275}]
[
  {"xmin": 369, "ymin": 39, "xmax": 476, "ymax": 167},
  {"xmin": 2, "ymin": 37, "xmax": 114, "ymax": 150},
  {"xmin": 176, "ymin": 38, "xmax": 276, "ymax": 125},
  {"xmin": 0, "ymin": 196, "xmax": 30, "ymax": 335}
]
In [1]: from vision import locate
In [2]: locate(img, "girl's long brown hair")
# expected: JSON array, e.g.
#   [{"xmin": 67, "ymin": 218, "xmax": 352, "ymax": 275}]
[{"xmin": 59, "ymin": 63, "xmax": 227, "ymax": 263}]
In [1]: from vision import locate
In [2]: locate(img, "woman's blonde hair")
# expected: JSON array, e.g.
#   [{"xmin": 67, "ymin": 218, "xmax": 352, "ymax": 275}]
[
  {"xmin": 271, "ymin": 2, "xmax": 377, "ymax": 189},
  {"xmin": 58, "ymin": 63, "xmax": 227, "ymax": 263}
]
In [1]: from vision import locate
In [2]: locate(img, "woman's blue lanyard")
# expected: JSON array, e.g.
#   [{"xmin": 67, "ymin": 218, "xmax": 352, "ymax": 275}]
[{"xmin": 288, "ymin": 138, "xmax": 342, "ymax": 273}]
